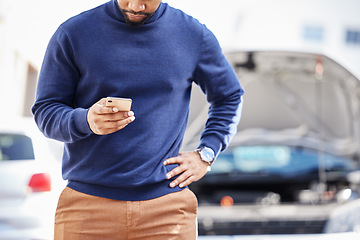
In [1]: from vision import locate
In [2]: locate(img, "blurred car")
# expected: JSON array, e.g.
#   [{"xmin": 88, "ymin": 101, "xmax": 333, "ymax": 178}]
[
  {"xmin": 192, "ymin": 145, "xmax": 356, "ymax": 204},
  {"xmin": 0, "ymin": 117, "xmax": 65, "ymax": 240},
  {"xmin": 181, "ymin": 51, "xmax": 360, "ymax": 236},
  {"xmin": 198, "ymin": 231, "xmax": 360, "ymax": 240}
]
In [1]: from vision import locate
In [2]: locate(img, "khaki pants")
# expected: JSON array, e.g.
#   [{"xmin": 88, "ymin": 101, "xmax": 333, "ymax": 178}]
[{"xmin": 54, "ymin": 187, "xmax": 198, "ymax": 240}]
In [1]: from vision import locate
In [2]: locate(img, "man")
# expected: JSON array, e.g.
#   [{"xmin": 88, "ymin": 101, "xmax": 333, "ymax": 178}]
[{"xmin": 32, "ymin": 0, "xmax": 244, "ymax": 239}]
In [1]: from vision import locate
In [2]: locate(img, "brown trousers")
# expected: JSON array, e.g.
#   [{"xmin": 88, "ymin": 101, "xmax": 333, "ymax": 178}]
[{"xmin": 54, "ymin": 187, "xmax": 198, "ymax": 240}]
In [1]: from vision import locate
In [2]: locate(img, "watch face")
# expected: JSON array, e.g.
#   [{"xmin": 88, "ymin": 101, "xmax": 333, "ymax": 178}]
[{"xmin": 200, "ymin": 147, "xmax": 215, "ymax": 163}]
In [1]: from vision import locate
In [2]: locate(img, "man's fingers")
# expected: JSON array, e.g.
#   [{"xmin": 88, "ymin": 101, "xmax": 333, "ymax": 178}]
[
  {"xmin": 166, "ymin": 164, "xmax": 185, "ymax": 179},
  {"xmin": 88, "ymin": 97, "xmax": 136, "ymax": 135},
  {"xmin": 170, "ymin": 171, "xmax": 193, "ymax": 188},
  {"xmin": 163, "ymin": 153, "xmax": 183, "ymax": 166},
  {"xmin": 164, "ymin": 151, "xmax": 210, "ymax": 188},
  {"xmin": 163, "ymin": 158, "xmax": 175, "ymax": 166},
  {"xmin": 178, "ymin": 176, "xmax": 195, "ymax": 188},
  {"xmin": 165, "ymin": 156, "xmax": 193, "ymax": 188},
  {"xmin": 96, "ymin": 116, "xmax": 135, "ymax": 133},
  {"xmin": 105, "ymin": 111, "xmax": 135, "ymax": 121}
]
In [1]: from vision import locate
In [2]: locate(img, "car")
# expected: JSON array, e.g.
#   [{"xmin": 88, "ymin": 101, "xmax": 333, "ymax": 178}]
[
  {"xmin": 181, "ymin": 51, "xmax": 360, "ymax": 236},
  {"xmin": 191, "ymin": 145, "xmax": 356, "ymax": 204},
  {"xmin": 0, "ymin": 117, "xmax": 65, "ymax": 240},
  {"xmin": 198, "ymin": 231, "xmax": 360, "ymax": 240}
]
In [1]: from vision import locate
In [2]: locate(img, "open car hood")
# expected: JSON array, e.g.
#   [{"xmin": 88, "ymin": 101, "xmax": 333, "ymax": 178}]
[{"xmin": 182, "ymin": 51, "xmax": 360, "ymax": 159}]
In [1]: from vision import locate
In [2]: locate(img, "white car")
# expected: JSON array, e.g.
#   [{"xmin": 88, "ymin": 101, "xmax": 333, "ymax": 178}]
[{"xmin": 0, "ymin": 117, "xmax": 65, "ymax": 240}]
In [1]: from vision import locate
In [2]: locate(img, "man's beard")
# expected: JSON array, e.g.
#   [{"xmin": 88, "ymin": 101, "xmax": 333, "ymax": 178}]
[{"xmin": 120, "ymin": 9, "xmax": 153, "ymax": 27}]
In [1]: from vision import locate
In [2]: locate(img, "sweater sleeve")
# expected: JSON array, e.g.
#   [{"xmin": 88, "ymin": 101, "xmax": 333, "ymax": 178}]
[
  {"xmin": 193, "ymin": 25, "xmax": 244, "ymax": 157},
  {"xmin": 32, "ymin": 26, "xmax": 93, "ymax": 143}
]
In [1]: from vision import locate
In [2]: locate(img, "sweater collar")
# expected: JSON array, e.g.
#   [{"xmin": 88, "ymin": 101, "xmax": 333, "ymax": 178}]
[{"xmin": 110, "ymin": 0, "xmax": 165, "ymax": 25}]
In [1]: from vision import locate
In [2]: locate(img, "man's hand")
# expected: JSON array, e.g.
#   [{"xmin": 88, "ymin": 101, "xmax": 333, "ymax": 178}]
[
  {"xmin": 163, "ymin": 151, "xmax": 210, "ymax": 188},
  {"xmin": 87, "ymin": 98, "xmax": 135, "ymax": 135}
]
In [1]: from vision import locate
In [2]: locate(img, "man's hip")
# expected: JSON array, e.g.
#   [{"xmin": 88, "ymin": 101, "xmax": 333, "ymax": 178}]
[{"xmin": 54, "ymin": 187, "xmax": 198, "ymax": 240}]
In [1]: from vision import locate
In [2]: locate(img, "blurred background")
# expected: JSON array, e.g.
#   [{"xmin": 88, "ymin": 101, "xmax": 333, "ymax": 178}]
[
  {"xmin": 0, "ymin": 0, "xmax": 360, "ymax": 118},
  {"xmin": 1, "ymin": 0, "xmax": 360, "ymax": 239}
]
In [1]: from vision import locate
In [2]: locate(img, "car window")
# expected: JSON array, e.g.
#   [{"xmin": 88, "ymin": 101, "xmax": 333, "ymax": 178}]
[{"xmin": 0, "ymin": 134, "xmax": 35, "ymax": 161}]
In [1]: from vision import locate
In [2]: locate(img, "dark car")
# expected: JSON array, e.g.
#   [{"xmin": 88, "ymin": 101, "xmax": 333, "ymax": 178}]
[
  {"xmin": 182, "ymin": 51, "xmax": 360, "ymax": 235},
  {"xmin": 191, "ymin": 145, "xmax": 356, "ymax": 204}
]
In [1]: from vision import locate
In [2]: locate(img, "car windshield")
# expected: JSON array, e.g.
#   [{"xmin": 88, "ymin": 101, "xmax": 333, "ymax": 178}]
[
  {"xmin": 210, "ymin": 146, "xmax": 354, "ymax": 175},
  {"xmin": 0, "ymin": 134, "xmax": 34, "ymax": 161}
]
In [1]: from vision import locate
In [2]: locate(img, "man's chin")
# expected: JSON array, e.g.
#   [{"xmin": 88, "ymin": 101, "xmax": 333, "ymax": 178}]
[
  {"xmin": 123, "ymin": 13, "xmax": 150, "ymax": 26},
  {"xmin": 125, "ymin": 19, "xmax": 147, "ymax": 26}
]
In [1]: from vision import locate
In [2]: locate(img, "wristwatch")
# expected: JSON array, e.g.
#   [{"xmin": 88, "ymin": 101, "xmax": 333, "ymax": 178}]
[{"xmin": 196, "ymin": 147, "xmax": 215, "ymax": 166}]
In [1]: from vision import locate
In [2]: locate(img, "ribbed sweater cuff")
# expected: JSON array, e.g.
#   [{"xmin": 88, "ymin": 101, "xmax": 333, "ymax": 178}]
[
  {"xmin": 199, "ymin": 134, "xmax": 222, "ymax": 157},
  {"xmin": 73, "ymin": 108, "xmax": 93, "ymax": 135}
]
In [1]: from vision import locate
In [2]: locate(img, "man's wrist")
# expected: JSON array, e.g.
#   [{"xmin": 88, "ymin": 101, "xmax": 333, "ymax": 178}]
[{"xmin": 196, "ymin": 146, "xmax": 215, "ymax": 169}]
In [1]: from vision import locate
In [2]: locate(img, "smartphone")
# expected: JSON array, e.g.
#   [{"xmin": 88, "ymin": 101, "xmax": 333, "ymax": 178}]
[{"xmin": 105, "ymin": 97, "xmax": 132, "ymax": 111}]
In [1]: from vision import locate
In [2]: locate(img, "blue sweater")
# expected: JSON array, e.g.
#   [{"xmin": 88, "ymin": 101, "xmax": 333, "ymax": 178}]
[{"xmin": 32, "ymin": 0, "xmax": 244, "ymax": 201}]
